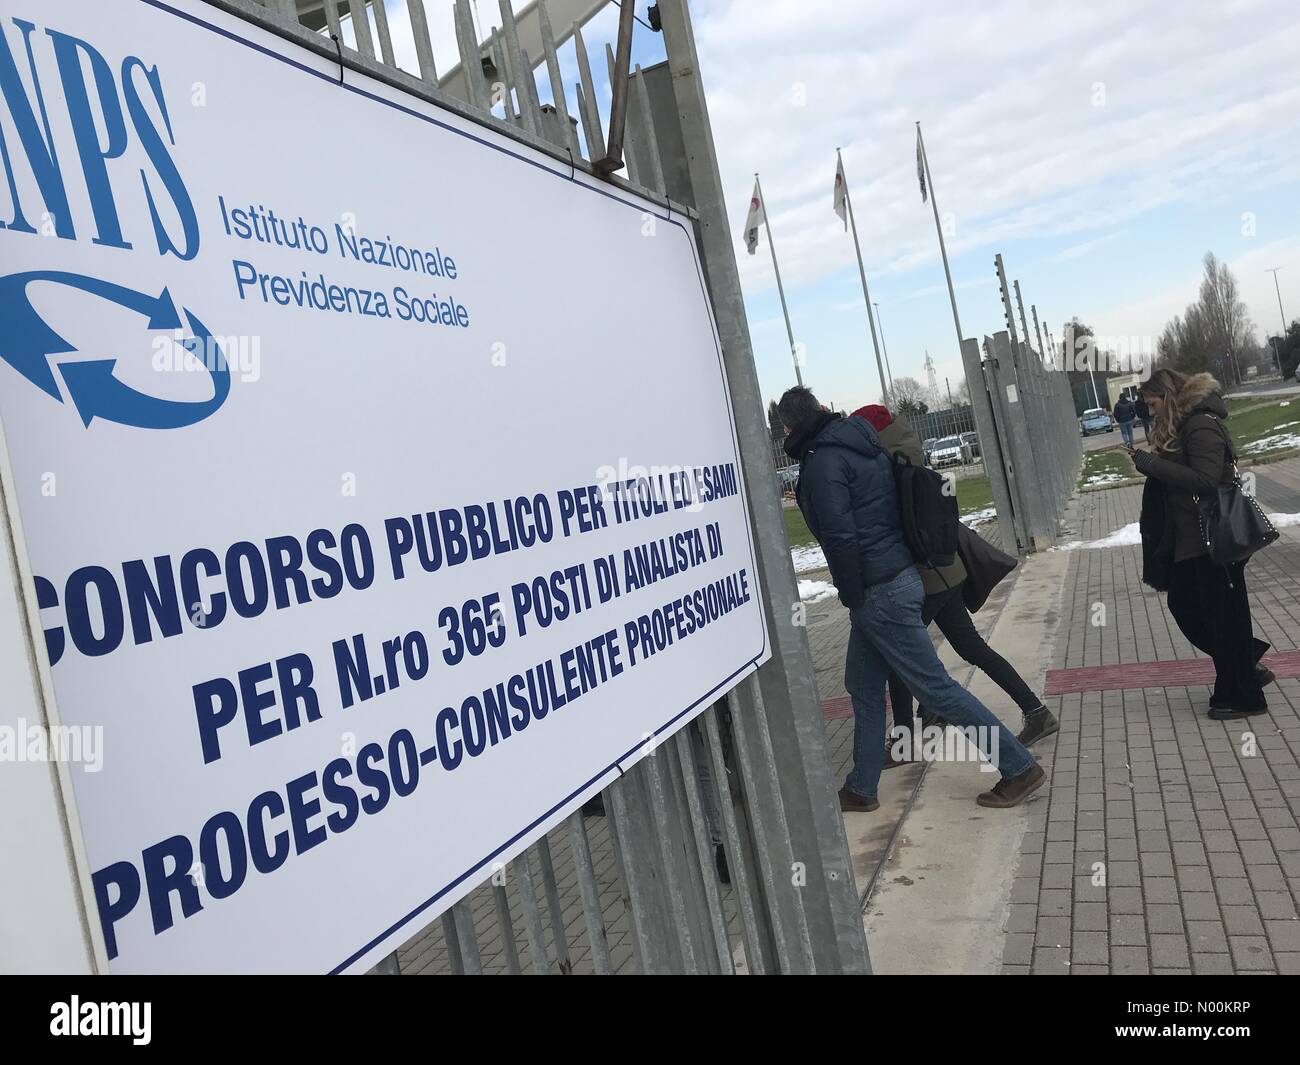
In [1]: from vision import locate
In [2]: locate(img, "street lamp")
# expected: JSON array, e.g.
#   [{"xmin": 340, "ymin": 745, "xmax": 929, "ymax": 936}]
[{"xmin": 1266, "ymin": 267, "xmax": 1288, "ymax": 377}]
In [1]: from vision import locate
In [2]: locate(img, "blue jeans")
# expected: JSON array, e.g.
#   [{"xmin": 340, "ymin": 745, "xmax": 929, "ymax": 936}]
[
  {"xmin": 1119, "ymin": 421, "xmax": 1134, "ymax": 446},
  {"xmin": 843, "ymin": 567, "xmax": 1034, "ymax": 797}
]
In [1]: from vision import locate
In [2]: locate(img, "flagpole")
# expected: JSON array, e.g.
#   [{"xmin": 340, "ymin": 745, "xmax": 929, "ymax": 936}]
[
  {"xmin": 873, "ymin": 300, "xmax": 896, "ymax": 392},
  {"xmin": 838, "ymin": 149, "xmax": 890, "ymax": 405},
  {"xmin": 754, "ymin": 172, "xmax": 803, "ymax": 387},
  {"xmin": 916, "ymin": 122, "xmax": 963, "ymax": 347}
]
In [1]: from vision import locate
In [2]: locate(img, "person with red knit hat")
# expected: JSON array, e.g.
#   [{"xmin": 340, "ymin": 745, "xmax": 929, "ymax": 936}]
[{"xmin": 850, "ymin": 404, "xmax": 1057, "ymax": 760}]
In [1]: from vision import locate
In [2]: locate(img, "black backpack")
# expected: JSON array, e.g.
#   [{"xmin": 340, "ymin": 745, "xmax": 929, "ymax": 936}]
[{"xmin": 890, "ymin": 452, "xmax": 960, "ymax": 571}]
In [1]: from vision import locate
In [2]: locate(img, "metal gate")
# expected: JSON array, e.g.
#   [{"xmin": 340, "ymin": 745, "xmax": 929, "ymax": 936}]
[{"xmin": 212, "ymin": 0, "xmax": 869, "ymax": 974}]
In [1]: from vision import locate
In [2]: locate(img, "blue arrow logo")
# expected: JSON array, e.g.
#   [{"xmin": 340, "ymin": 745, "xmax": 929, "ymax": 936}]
[{"xmin": 0, "ymin": 270, "xmax": 229, "ymax": 429}]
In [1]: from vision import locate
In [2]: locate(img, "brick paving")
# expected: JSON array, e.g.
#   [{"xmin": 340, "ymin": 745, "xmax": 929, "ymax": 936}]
[{"xmin": 1004, "ymin": 456, "xmax": 1300, "ymax": 975}]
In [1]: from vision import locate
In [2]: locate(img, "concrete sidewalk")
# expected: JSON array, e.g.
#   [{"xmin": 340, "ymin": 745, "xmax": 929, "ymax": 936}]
[{"xmin": 851, "ymin": 455, "xmax": 1300, "ymax": 975}]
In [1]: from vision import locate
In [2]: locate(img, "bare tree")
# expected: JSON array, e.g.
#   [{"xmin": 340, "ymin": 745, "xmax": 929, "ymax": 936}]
[
  {"xmin": 890, "ymin": 375, "xmax": 931, "ymax": 416},
  {"xmin": 1158, "ymin": 253, "xmax": 1256, "ymax": 381}
]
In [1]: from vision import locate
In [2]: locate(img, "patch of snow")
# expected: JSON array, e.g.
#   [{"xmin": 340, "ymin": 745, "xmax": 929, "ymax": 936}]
[
  {"xmin": 798, "ymin": 579, "xmax": 837, "ymax": 603},
  {"xmin": 961, "ymin": 507, "xmax": 997, "ymax": 527},
  {"xmin": 1083, "ymin": 472, "xmax": 1126, "ymax": 486},
  {"xmin": 1242, "ymin": 428, "xmax": 1300, "ymax": 454},
  {"xmin": 1056, "ymin": 512, "xmax": 1300, "ymax": 550},
  {"xmin": 791, "ymin": 543, "xmax": 827, "ymax": 573}
]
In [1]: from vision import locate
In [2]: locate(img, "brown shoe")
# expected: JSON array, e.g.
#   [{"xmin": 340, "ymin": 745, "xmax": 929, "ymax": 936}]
[
  {"xmin": 839, "ymin": 788, "xmax": 879, "ymax": 813},
  {"xmin": 976, "ymin": 762, "xmax": 1045, "ymax": 808}
]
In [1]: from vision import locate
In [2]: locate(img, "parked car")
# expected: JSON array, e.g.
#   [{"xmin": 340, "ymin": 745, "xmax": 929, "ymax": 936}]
[
  {"xmin": 960, "ymin": 431, "xmax": 981, "ymax": 461},
  {"xmin": 1079, "ymin": 408, "xmax": 1112, "ymax": 435},
  {"xmin": 929, "ymin": 435, "xmax": 965, "ymax": 468},
  {"xmin": 776, "ymin": 465, "xmax": 799, "ymax": 494},
  {"xmin": 922, "ymin": 437, "xmax": 939, "ymax": 466}
]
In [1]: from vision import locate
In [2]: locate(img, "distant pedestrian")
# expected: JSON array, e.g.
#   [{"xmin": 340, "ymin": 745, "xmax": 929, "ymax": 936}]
[
  {"xmin": 1133, "ymin": 394, "xmax": 1152, "ymax": 440},
  {"xmin": 1132, "ymin": 369, "xmax": 1272, "ymax": 719},
  {"xmin": 779, "ymin": 386, "xmax": 1044, "ymax": 811},
  {"xmin": 1113, "ymin": 393, "xmax": 1136, "ymax": 446}
]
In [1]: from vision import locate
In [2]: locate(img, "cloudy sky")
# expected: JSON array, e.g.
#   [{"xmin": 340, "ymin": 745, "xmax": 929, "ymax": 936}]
[{"xmin": 374, "ymin": 0, "xmax": 1300, "ymax": 410}]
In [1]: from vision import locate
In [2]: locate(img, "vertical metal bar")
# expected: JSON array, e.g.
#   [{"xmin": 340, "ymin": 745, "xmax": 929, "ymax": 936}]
[
  {"xmin": 607, "ymin": 772, "xmax": 677, "ymax": 972},
  {"xmin": 642, "ymin": 750, "xmax": 700, "ymax": 973},
  {"xmin": 513, "ymin": 849, "xmax": 553, "ymax": 974},
  {"xmin": 574, "ymin": 81, "xmax": 599, "ymax": 161},
  {"xmin": 630, "ymin": 65, "xmax": 666, "ymax": 193},
  {"xmin": 1014, "ymin": 280, "xmax": 1059, "ymax": 528},
  {"xmin": 405, "ymin": 0, "xmax": 439, "ymax": 82},
  {"xmin": 572, "ymin": 23, "xmax": 605, "ymax": 157},
  {"xmin": 674, "ymin": 729, "xmax": 735, "ymax": 973},
  {"xmin": 722, "ymin": 688, "xmax": 794, "ymax": 971},
  {"xmin": 995, "ymin": 256, "xmax": 1052, "ymax": 549},
  {"xmin": 321, "ymin": 0, "xmax": 342, "ymax": 41},
  {"xmin": 702, "ymin": 705, "xmax": 768, "ymax": 973},
  {"xmin": 345, "ymin": 0, "xmax": 375, "ymax": 59},
  {"xmin": 594, "ymin": 0, "xmax": 636, "ymax": 174},
  {"xmin": 519, "ymin": 49, "xmax": 546, "ymax": 132},
  {"xmin": 490, "ymin": 31, "xmax": 518, "ymax": 125},
  {"xmin": 451, "ymin": 899, "xmax": 482, "ymax": 975},
  {"xmin": 739, "ymin": 675, "xmax": 817, "ymax": 971},
  {"xmin": 660, "ymin": 727, "xmax": 718, "ymax": 973},
  {"xmin": 961, "ymin": 336, "xmax": 1024, "ymax": 553},
  {"xmin": 498, "ymin": 0, "xmax": 540, "ymax": 134},
  {"xmin": 537, "ymin": 0, "xmax": 580, "ymax": 157},
  {"xmin": 566, "ymin": 810, "xmax": 613, "ymax": 974},
  {"xmin": 492, "ymin": 880, "xmax": 523, "ymax": 974},
  {"xmin": 602, "ymin": 782, "xmax": 646, "ymax": 973},
  {"xmin": 452, "ymin": 0, "xmax": 490, "ymax": 112},
  {"xmin": 440, "ymin": 911, "xmax": 465, "ymax": 974},
  {"xmin": 369, "ymin": 0, "xmax": 395, "ymax": 67},
  {"xmin": 604, "ymin": 45, "xmax": 641, "ymax": 185},
  {"xmin": 534, "ymin": 835, "xmax": 573, "ymax": 974}
]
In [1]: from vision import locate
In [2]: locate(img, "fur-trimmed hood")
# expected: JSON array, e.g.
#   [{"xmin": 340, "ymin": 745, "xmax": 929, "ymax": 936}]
[{"xmin": 1175, "ymin": 372, "xmax": 1227, "ymax": 422}]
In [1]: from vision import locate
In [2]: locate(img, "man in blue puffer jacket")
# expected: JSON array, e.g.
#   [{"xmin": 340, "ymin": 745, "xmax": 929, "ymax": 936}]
[{"xmin": 779, "ymin": 386, "xmax": 1043, "ymax": 812}]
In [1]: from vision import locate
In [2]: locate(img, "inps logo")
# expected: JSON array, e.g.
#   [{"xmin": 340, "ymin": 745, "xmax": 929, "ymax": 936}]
[{"xmin": 0, "ymin": 15, "xmax": 224, "ymax": 429}]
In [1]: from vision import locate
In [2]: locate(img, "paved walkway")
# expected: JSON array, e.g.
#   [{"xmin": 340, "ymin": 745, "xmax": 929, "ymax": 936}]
[{"xmin": 1004, "ymin": 456, "xmax": 1300, "ymax": 974}]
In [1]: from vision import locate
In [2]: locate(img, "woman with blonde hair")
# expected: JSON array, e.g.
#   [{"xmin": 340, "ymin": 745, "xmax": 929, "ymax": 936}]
[{"xmin": 1131, "ymin": 368, "xmax": 1271, "ymax": 719}]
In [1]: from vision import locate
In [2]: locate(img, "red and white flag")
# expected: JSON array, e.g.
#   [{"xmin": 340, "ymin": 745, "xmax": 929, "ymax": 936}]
[
  {"xmin": 833, "ymin": 155, "xmax": 848, "ymax": 229},
  {"xmin": 743, "ymin": 178, "xmax": 765, "ymax": 255}
]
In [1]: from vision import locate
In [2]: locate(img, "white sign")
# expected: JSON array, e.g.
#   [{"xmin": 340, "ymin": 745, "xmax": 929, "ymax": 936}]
[{"xmin": 0, "ymin": 0, "xmax": 767, "ymax": 972}]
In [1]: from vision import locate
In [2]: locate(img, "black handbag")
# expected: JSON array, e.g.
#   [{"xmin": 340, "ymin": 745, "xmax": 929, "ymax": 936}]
[
  {"xmin": 1187, "ymin": 417, "xmax": 1279, "ymax": 566},
  {"xmin": 956, "ymin": 523, "xmax": 1017, "ymax": 613}
]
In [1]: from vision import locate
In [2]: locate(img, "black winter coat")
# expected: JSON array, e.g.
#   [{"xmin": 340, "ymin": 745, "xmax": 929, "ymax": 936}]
[
  {"xmin": 788, "ymin": 413, "xmax": 914, "ymax": 609},
  {"xmin": 1133, "ymin": 378, "xmax": 1234, "ymax": 564}
]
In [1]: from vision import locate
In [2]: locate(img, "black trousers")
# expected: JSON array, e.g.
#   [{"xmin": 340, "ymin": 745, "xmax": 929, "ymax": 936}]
[
  {"xmin": 1166, "ymin": 556, "xmax": 1268, "ymax": 709},
  {"xmin": 889, "ymin": 584, "xmax": 1042, "ymax": 732}
]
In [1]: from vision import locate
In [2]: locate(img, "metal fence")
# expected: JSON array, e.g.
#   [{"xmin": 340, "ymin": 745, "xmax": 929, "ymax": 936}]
[
  {"xmin": 955, "ymin": 254, "xmax": 1083, "ymax": 555},
  {"xmin": 217, "ymin": 0, "xmax": 869, "ymax": 974}
]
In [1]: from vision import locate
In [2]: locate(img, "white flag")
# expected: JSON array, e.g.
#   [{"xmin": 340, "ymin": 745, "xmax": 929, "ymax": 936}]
[
  {"xmin": 743, "ymin": 178, "xmax": 765, "ymax": 255},
  {"xmin": 833, "ymin": 156, "xmax": 848, "ymax": 229}
]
